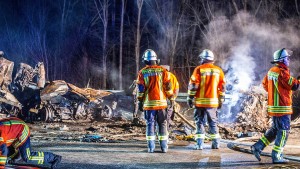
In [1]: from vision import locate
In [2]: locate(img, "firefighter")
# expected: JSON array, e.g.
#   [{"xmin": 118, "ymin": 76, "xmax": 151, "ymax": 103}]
[
  {"xmin": 161, "ymin": 65, "xmax": 179, "ymax": 130},
  {"xmin": 251, "ymin": 48, "xmax": 300, "ymax": 164},
  {"xmin": 187, "ymin": 49, "xmax": 226, "ymax": 150},
  {"xmin": 137, "ymin": 49, "xmax": 174, "ymax": 153},
  {"xmin": 0, "ymin": 117, "xmax": 61, "ymax": 168}
]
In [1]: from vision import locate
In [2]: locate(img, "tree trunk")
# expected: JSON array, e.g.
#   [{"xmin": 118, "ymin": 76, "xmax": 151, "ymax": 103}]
[
  {"xmin": 135, "ymin": 0, "xmax": 143, "ymax": 76},
  {"xmin": 119, "ymin": 0, "xmax": 125, "ymax": 90}
]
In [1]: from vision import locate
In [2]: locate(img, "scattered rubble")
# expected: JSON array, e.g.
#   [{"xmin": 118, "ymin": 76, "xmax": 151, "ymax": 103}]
[{"xmin": 1, "ymin": 53, "xmax": 300, "ymax": 143}]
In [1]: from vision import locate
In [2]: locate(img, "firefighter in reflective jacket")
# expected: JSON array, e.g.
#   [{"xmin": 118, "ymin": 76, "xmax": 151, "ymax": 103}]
[
  {"xmin": 251, "ymin": 48, "xmax": 300, "ymax": 164},
  {"xmin": 0, "ymin": 117, "xmax": 61, "ymax": 168},
  {"xmin": 137, "ymin": 49, "xmax": 174, "ymax": 153},
  {"xmin": 161, "ymin": 65, "xmax": 179, "ymax": 130},
  {"xmin": 187, "ymin": 49, "xmax": 226, "ymax": 150}
]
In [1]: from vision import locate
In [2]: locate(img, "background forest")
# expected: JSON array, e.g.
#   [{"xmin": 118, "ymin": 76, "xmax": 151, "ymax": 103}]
[{"xmin": 0, "ymin": 0, "xmax": 300, "ymax": 92}]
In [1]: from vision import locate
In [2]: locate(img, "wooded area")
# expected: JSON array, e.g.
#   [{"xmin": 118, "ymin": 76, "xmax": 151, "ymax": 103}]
[{"xmin": 0, "ymin": 0, "xmax": 299, "ymax": 91}]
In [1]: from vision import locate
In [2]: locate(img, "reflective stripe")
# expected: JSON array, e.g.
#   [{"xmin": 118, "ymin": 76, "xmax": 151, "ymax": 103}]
[
  {"xmin": 274, "ymin": 80, "xmax": 279, "ymax": 106},
  {"xmin": 158, "ymin": 135, "xmax": 168, "ymax": 141},
  {"xmin": 13, "ymin": 125, "xmax": 30, "ymax": 148},
  {"xmin": 267, "ymin": 106, "xmax": 292, "ymax": 113},
  {"xmin": 188, "ymin": 90, "xmax": 196, "ymax": 95},
  {"xmin": 210, "ymin": 133, "xmax": 220, "ymax": 139},
  {"xmin": 9, "ymin": 149, "xmax": 19, "ymax": 159},
  {"xmin": 146, "ymin": 135, "xmax": 156, "ymax": 141},
  {"xmin": 260, "ymin": 135, "xmax": 270, "ymax": 146},
  {"xmin": 27, "ymin": 148, "xmax": 44, "ymax": 164},
  {"xmin": 273, "ymin": 145, "xmax": 283, "ymax": 153},
  {"xmin": 288, "ymin": 77, "xmax": 293, "ymax": 85},
  {"xmin": 280, "ymin": 130, "xmax": 286, "ymax": 148},
  {"xmin": 195, "ymin": 98, "xmax": 218, "ymax": 105},
  {"xmin": 143, "ymin": 100, "xmax": 167, "ymax": 108},
  {"xmin": 194, "ymin": 134, "xmax": 205, "ymax": 139},
  {"xmin": 6, "ymin": 139, "xmax": 15, "ymax": 144},
  {"xmin": 0, "ymin": 137, "xmax": 3, "ymax": 142},
  {"xmin": 0, "ymin": 156, "xmax": 7, "ymax": 165},
  {"xmin": 2, "ymin": 120, "xmax": 25, "ymax": 125}
]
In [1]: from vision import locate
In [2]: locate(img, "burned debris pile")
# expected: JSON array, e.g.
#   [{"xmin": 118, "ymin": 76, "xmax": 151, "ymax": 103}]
[
  {"xmin": 219, "ymin": 86, "xmax": 270, "ymax": 139},
  {"xmin": 0, "ymin": 54, "xmax": 134, "ymax": 123}
]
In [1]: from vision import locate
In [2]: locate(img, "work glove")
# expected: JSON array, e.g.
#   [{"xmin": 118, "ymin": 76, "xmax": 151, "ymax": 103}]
[
  {"xmin": 187, "ymin": 97, "xmax": 193, "ymax": 108},
  {"xmin": 138, "ymin": 101, "xmax": 144, "ymax": 111},
  {"xmin": 218, "ymin": 95, "xmax": 225, "ymax": 109}
]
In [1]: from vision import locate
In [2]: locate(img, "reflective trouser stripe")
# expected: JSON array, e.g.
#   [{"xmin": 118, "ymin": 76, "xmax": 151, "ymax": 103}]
[
  {"xmin": 146, "ymin": 135, "xmax": 156, "ymax": 141},
  {"xmin": 194, "ymin": 134, "xmax": 205, "ymax": 139},
  {"xmin": 27, "ymin": 148, "xmax": 45, "ymax": 164},
  {"xmin": 0, "ymin": 156, "xmax": 7, "ymax": 165},
  {"xmin": 273, "ymin": 145, "xmax": 283, "ymax": 153},
  {"xmin": 273, "ymin": 130, "xmax": 286, "ymax": 153},
  {"xmin": 260, "ymin": 135, "xmax": 270, "ymax": 146},
  {"xmin": 9, "ymin": 149, "xmax": 19, "ymax": 159},
  {"xmin": 280, "ymin": 130, "xmax": 286, "ymax": 148},
  {"xmin": 158, "ymin": 135, "xmax": 168, "ymax": 141},
  {"xmin": 210, "ymin": 133, "xmax": 220, "ymax": 139}
]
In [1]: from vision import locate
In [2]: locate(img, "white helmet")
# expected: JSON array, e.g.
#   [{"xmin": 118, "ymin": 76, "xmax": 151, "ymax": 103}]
[
  {"xmin": 272, "ymin": 48, "xmax": 291, "ymax": 63},
  {"xmin": 142, "ymin": 49, "xmax": 158, "ymax": 61},
  {"xmin": 199, "ymin": 49, "xmax": 214, "ymax": 61}
]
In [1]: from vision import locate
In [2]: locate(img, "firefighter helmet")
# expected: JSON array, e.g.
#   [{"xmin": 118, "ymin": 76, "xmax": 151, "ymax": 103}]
[
  {"xmin": 272, "ymin": 48, "xmax": 291, "ymax": 63},
  {"xmin": 142, "ymin": 49, "xmax": 158, "ymax": 61},
  {"xmin": 199, "ymin": 49, "xmax": 214, "ymax": 61}
]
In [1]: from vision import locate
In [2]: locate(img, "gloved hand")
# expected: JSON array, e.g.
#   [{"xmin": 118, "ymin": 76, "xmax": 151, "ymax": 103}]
[
  {"xmin": 187, "ymin": 97, "xmax": 193, "ymax": 108},
  {"xmin": 218, "ymin": 95, "xmax": 225, "ymax": 109},
  {"xmin": 138, "ymin": 101, "xmax": 144, "ymax": 111}
]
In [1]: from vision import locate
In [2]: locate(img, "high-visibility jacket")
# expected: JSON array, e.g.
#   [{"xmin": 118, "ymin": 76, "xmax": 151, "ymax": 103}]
[
  {"xmin": 188, "ymin": 63, "xmax": 226, "ymax": 108},
  {"xmin": 169, "ymin": 72, "xmax": 179, "ymax": 100},
  {"xmin": 262, "ymin": 63, "xmax": 300, "ymax": 116},
  {"xmin": 0, "ymin": 117, "xmax": 30, "ymax": 165},
  {"xmin": 137, "ymin": 65, "xmax": 173, "ymax": 110}
]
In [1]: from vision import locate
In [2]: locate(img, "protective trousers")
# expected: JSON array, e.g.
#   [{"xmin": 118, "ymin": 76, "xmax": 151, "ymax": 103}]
[
  {"xmin": 17, "ymin": 137, "xmax": 57, "ymax": 165},
  {"xmin": 194, "ymin": 107, "xmax": 220, "ymax": 149},
  {"xmin": 253, "ymin": 115, "xmax": 290, "ymax": 162},
  {"xmin": 144, "ymin": 109, "xmax": 168, "ymax": 152}
]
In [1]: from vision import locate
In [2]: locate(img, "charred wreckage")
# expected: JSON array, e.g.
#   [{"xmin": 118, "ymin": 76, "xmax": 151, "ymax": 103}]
[{"xmin": 0, "ymin": 51, "xmax": 127, "ymax": 123}]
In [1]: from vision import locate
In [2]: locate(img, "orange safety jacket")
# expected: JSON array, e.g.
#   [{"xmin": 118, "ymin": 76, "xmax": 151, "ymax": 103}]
[
  {"xmin": 169, "ymin": 72, "xmax": 179, "ymax": 100},
  {"xmin": 0, "ymin": 117, "xmax": 30, "ymax": 165},
  {"xmin": 137, "ymin": 65, "xmax": 173, "ymax": 110},
  {"xmin": 262, "ymin": 63, "xmax": 300, "ymax": 116},
  {"xmin": 188, "ymin": 63, "xmax": 226, "ymax": 108}
]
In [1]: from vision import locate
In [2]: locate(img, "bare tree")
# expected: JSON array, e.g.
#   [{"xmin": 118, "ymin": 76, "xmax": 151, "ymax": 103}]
[
  {"xmin": 135, "ymin": 0, "xmax": 143, "ymax": 76},
  {"xmin": 94, "ymin": 0, "xmax": 110, "ymax": 89},
  {"xmin": 119, "ymin": 0, "xmax": 125, "ymax": 90}
]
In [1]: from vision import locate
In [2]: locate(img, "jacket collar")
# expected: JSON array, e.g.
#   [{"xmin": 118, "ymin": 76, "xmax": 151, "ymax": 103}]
[{"xmin": 276, "ymin": 62, "xmax": 289, "ymax": 70}]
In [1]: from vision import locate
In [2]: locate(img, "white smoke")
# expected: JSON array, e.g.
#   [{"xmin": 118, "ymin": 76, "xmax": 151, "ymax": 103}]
[{"xmin": 205, "ymin": 11, "xmax": 300, "ymax": 122}]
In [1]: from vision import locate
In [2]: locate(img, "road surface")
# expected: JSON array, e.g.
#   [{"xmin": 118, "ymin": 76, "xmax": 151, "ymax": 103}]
[{"xmin": 27, "ymin": 140, "xmax": 300, "ymax": 169}]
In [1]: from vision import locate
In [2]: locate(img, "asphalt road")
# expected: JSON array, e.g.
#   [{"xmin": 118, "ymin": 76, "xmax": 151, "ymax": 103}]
[{"xmin": 28, "ymin": 140, "xmax": 300, "ymax": 169}]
